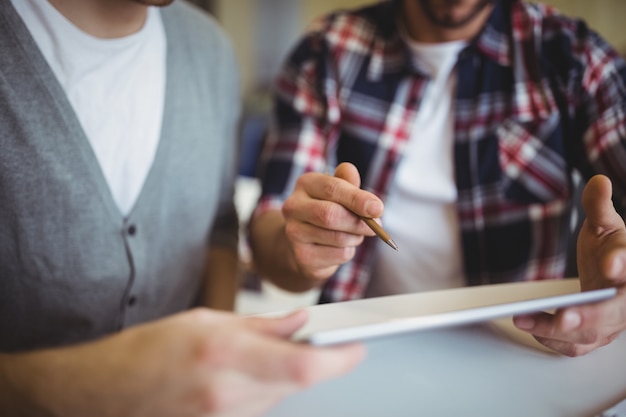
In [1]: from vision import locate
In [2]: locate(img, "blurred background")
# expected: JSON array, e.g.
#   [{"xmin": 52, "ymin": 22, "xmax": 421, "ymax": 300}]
[
  {"xmin": 200, "ymin": 0, "xmax": 626, "ymax": 99},
  {"xmin": 187, "ymin": 0, "xmax": 626, "ymax": 315}
]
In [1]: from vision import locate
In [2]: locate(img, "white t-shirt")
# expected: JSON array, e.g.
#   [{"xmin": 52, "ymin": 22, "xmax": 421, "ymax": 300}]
[
  {"xmin": 11, "ymin": 0, "xmax": 166, "ymax": 216},
  {"xmin": 366, "ymin": 35, "xmax": 468, "ymax": 297}
]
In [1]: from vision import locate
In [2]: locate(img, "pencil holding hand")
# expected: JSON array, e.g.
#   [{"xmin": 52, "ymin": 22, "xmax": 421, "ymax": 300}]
[{"xmin": 327, "ymin": 163, "xmax": 399, "ymax": 251}]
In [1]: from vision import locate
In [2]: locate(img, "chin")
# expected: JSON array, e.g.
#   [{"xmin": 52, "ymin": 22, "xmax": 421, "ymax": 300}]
[{"xmin": 419, "ymin": 0, "xmax": 495, "ymax": 29}]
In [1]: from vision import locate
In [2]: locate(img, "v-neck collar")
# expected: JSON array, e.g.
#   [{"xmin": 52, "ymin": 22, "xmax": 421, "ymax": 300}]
[{"xmin": 1, "ymin": 0, "xmax": 182, "ymax": 222}]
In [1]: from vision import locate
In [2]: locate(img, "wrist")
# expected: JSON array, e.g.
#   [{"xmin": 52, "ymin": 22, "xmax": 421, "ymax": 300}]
[{"xmin": 0, "ymin": 351, "xmax": 56, "ymax": 417}]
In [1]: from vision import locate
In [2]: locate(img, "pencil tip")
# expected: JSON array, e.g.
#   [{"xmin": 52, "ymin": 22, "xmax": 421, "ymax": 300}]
[{"xmin": 387, "ymin": 239, "xmax": 399, "ymax": 251}]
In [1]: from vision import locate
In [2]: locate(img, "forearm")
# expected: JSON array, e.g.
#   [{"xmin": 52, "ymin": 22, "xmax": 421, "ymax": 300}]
[
  {"xmin": 0, "ymin": 350, "xmax": 74, "ymax": 417},
  {"xmin": 0, "ymin": 352, "xmax": 35, "ymax": 416},
  {"xmin": 199, "ymin": 246, "xmax": 239, "ymax": 311},
  {"xmin": 249, "ymin": 210, "xmax": 319, "ymax": 293}
]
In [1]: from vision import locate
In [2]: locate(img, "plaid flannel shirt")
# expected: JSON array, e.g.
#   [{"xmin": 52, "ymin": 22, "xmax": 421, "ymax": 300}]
[{"xmin": 256, "ymin": 0, "xmax": 626, "ymax": 303}]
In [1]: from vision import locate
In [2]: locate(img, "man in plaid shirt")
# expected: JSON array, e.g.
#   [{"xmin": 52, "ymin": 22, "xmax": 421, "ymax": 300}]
[{"xmin": 250, "ymin": 0, "xmax": 626, "ymax": 356}]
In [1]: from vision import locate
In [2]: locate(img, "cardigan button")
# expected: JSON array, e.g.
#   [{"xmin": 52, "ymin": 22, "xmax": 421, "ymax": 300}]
[{"xmin": 127, "ymin": 224, "xmax": 137, "ymax": 236}]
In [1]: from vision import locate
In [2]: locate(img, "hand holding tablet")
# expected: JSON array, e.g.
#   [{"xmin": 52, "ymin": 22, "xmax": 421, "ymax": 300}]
[{"xmin": 293, "ymin": 279, "xmax": 617, "ymax": 346}]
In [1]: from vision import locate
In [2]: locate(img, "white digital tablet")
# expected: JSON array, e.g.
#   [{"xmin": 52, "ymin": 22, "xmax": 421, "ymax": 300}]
[{"xmin": 293, "ymin": 279, "xmax": 617, "ymax": 346}]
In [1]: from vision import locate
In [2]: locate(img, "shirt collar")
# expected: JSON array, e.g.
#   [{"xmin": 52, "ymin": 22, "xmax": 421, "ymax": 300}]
[
  {"xmin": 474, "ymin": 0, "xmax": 513, "ymax": 67},
  {"xmin": 367, "ymin": 1, "xmax": 415, "ymax": 80}
]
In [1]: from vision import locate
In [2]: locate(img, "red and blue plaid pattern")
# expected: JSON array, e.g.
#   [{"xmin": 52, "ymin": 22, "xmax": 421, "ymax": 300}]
[{"xmin": 256, "ymin": 0, "xmax": 626, "ymax": 302}]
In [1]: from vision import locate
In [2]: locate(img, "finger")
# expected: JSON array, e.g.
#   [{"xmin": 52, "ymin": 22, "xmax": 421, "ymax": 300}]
[
  {"xmin": 558, "ymin": 289, "xmax": 626, "ymax": 338},
  {"xmin": 221, "ymin": 393, "xmax": 287, "ymax": 417},
  {"xmin": 333, "ymin": 162, "xmax": 361, "ymax": 188},
  {"xmin": 283, "ymin": 200, "xmax": 374, "ymax": 239},
  {"xmin": 515, "ymin": 310, "xmax": 606, "ymax": 346},
  {"xmin": 293, "ymin": 241, "xmax": 356, "ymax": 266},
  {"xmin": 197, "ymin": 370, "xmax": 291, "ymax": 417},
  {"xmin": 532, "ymin": 329, "xmax": 622, "ymax": 357},
  {"xmin": 194, "ymin": 310, "xmax": 306, "ymax": 340},
  {"xmin": 242, "ymin": 310, "xmax": 310, "ymax": 338},
  {"xmin": 513, "ymin": 291, "xmax": 626, "ymax": 345},
  {"xmin": 531, "ymin": 336, "xmax": 597, "ymax": 357},
  {"xmin": 291, "ymin": 241, "xmax": 356, "ymax": 276},
  {"xmin": 228, "ymin": 333, "xmax": 366, "ymax": 386},
  {"xmin": 513, "ymin": 312, "xmax": 608, "ymax": 357},
  {"xmin": 297, "ymin": 167, "xmax": 383, "ymax": 219}
]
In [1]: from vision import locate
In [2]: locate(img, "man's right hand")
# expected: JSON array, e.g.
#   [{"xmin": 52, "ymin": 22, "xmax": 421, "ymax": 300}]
[
  {"xmin": 0, "ymin": 309, "xmax": 365, "ymax": 417},
  {"xmin": 280, "ymin": 162, "xmax": 384, "ymax": 284}
]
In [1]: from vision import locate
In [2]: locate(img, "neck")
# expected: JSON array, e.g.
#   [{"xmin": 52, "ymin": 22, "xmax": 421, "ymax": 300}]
[
  {"xmin": 401, "ymin": 0, "xmax": 493, "ymax": 43},
  {"xmin": 48, "ymin": 0, "xmax": 149, "ymax": 38}
]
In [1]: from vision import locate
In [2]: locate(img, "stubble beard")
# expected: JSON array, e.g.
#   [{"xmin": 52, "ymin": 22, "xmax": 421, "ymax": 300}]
[{"xmin": 419, "ymin": 0, "xmax": 495, "ymax": 29}]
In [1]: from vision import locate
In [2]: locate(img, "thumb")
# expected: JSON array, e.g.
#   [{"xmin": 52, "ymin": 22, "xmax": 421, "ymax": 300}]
[
  {"xmin": 580, "ymin": 174, "xmax": 626, "ymax": 281},
  {"xmin": 243, "ymin": 310, "xmax": 309, "ymax": 339},
  {"xmin": 334, "ymin": 162, "xmax": 361, "ymax": 188},
  {"xmin": 581, "ymin": 175, "xmax": 622, "ymax": 231}
]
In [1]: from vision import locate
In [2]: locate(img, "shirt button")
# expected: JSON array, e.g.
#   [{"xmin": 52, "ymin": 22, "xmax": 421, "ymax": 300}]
[
  {"xmin": 128, "ymin": 295, "xmax": 137, "ymax": 306},
  {"xmin": 127, "ymin": 224, "xmax": 137, "ymax": 236}
]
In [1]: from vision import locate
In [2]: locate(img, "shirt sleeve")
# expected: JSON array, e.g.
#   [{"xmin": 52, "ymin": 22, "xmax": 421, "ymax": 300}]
[
  {"xmin": 574, "ymin": 26, "xmax": 626, "ymax": 208},
  {"xmin": 255, "ymin": 16, "xmax": 340, "ymax": 215}
]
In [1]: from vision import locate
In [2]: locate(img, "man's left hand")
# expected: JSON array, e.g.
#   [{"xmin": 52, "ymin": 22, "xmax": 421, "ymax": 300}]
[{"xmin": 513, "ymin": 174, "xmax": 626, "ymax": 356}]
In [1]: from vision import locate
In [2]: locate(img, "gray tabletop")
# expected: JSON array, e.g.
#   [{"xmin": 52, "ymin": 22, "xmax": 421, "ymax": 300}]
[{"xmin": 263, "ymin": 323, "xmax": 626, "ymax": 417}]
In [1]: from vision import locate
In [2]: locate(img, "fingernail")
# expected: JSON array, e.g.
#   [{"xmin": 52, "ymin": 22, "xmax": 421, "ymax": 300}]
[
  {"xmin": 365, "ymin": 200, "xmax": 383, "ymax": 217},
  {"xmin": 562, "ymin": 311, "xmax": 581, "ymax": 331},
  {"xmin": 514, "ymin": 316, "xmax": 535, "ymax": 330}
]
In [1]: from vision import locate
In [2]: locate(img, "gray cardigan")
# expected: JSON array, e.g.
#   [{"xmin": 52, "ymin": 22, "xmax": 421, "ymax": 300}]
[{"xmin": 0, "ymin": 0, "xmax": 240, "ymax": 351}]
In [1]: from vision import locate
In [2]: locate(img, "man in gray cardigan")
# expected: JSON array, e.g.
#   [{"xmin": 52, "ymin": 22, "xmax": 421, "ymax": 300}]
[{"xmin": 0, "ymin": 0, "xmax": 364, "ymax": 416}]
